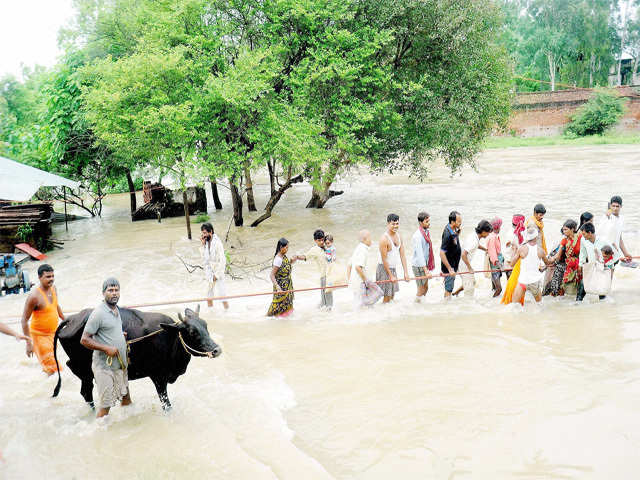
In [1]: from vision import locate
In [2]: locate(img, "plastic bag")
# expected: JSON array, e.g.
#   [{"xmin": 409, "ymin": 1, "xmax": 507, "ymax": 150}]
[{"xmin": 583, "ymin": 262, "xmax": 612, "ymax": 296}]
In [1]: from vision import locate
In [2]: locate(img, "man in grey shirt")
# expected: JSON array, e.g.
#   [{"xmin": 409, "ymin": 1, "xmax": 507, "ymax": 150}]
[
  {"xmin": 81, "ymin": 277, "xmax": 131, "ymax": 418},
  {"xmin": 411, "ymin": 211, "xmax": 434, "ymax": 301}
]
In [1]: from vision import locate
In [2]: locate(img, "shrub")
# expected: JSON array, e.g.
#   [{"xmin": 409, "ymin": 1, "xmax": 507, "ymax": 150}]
[
  {"xmin": 565, "ymin": 89, "xmax": 626, "ymax": 137},
  {"xmin": 16, "ymin": 222, "xmax": 33, "ymax": 241},
  {"xmin": 195, "ymin": 213, "xmax": 210, "ymax": 223}
]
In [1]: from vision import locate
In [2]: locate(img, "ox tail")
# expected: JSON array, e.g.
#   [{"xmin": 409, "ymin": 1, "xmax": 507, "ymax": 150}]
[{"xmin": 52, "ymin": 320, "xmax": 69, "ymax": 398}]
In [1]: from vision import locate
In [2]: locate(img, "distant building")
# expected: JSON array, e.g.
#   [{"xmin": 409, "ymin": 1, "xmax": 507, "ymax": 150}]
[{"xmin": 609, "ymin": 54, "xmax": 639, "ymax": 86}]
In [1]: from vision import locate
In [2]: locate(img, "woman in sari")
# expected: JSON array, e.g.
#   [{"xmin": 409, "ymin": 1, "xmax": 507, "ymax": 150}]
[
  {"xmin": 267, "ymin": 238, "xmax": 302, "ymax": 317},
  {"xmin": 544, "ymin": 220, "xmax": 581, "ymax": 296}
]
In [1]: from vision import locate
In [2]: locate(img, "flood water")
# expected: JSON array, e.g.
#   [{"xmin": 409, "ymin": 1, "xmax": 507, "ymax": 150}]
[{"xmin": 1, "ymin": 144, "xmax": 639, "ymax": 479}]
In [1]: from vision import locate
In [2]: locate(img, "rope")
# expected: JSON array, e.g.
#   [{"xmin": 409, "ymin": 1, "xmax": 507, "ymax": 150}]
[
  {"xmin": 0, "ymin": 267, "xmax": 512, "ymax": 324},
  {"xmin": 178, "ymin": 331, "xmax": 215, "ymax": 358}
]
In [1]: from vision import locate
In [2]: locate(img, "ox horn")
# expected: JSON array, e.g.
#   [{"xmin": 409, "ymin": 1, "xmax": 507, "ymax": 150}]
[
  {"xmin": 178, "ymin": 312, "xmax": 184, "ymax": 322},
  {"xmin": 196, "ymin": 304, "xmax": 200, "ymax": 314}
]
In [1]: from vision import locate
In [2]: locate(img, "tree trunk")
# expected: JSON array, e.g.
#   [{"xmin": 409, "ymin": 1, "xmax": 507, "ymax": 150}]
[
  {"xmin": 209, "ymin": 177, "xmax": 223, "ymax": 210},
  {"xmin": 245, "ymin": 164, "xmax": 257, "ymax": 211},
  {"xmin": 229, "ymin": 176, "xmax": 244, "ymax": 226},
  {"xmin": 267, "ymin": 159, "xmax": 276, "ymax": 196},
  {"xmin": 547, "ymin": 52, "xmax": 556, "ymax": 91},
  {"xmin": 305, "ymin": 157, "xmax": 344, "ymax": 209},
  {"xmin": 250, "ymin": 168, "xmax": 303, "ymax": 227},
  {"xmin": 126, "ymin": 169, "xmax": 137, "ymax": 216},
  {"xmin": 306, "ymin": 185, "xmax": 344, "ymax": 208},
  {"xmin": 182, "ymin": 191, "xmax": 192, "ymax": 239},
  {"xmin": 589, "ymin": 53, "xmax": 595, "ymax": 88},
  {"xmin": 618, "ymin": 0, "xmax": 630, "ymax": 86}
]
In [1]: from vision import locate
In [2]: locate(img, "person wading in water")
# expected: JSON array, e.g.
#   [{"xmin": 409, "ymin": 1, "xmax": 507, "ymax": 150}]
[
  {"xmin": 440, "ymin": 211, "xmax": 462, "ymax": 299},
  {"xmin": 411, "ymin": 212, "xmax": 434, "ymax": 302},
  {"xmin": 21, "ymin": 264, "xmax": 65, "ymax": 375},
  {"xmin": 81, "ymin": 278, "xmax": 131, "ymax": 418},
  {"xmin": 268, "ymin": 238, "xmax": 303, "ymax": 317},
  {"xmin": 510, "ymin": 226, "xmax": 551, "ymax": 304},
  {"xmin": 200, "ymin": 223, "xmax": 229, "ymax": 310},
  {"xmin": 376, "ymin": 214, "xmax": 409, "ymax": 303}
]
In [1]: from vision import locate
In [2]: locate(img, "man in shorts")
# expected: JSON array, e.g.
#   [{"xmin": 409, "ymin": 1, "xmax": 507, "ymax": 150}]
[
  {"xmin": 81, "ymin": 278, "xmax": 131, "ymax": 418},
  {"xmin": 511, "ymin": 226, "xmax": 549, "ymax": 304}
]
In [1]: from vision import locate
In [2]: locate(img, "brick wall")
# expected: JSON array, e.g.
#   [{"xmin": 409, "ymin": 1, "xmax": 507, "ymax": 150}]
[{"xmin": 504, "ymin": 86, "xmax": 640, "ymax": 137}]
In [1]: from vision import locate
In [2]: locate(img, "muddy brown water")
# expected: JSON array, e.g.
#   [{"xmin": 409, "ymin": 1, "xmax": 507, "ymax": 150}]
[{"xmin": 1, "ymin": 145, "xmax": 639, "ymax": 479}]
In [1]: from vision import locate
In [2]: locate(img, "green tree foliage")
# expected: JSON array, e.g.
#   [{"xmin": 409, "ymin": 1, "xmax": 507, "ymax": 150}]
[
  {"xmin": 565, "ymin": 89, "xmax": 626, "ymax": 137},
  {"xmin": 503, "ymin": 0, "xmax": 620, "ymax": 91}
]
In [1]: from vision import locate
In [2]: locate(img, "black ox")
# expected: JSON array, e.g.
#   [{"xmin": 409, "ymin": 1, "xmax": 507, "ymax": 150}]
[{"xmin": 52, "ymin": 305, "xmax": 221, "ymax": 409}]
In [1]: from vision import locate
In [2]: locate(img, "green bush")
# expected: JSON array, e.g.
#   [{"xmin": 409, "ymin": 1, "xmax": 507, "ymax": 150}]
[
  {"xmin": 16, "ymin": 222, "xmax": 33, "ymax": 241},
  {"xmin": 565, "ymin": 90, "xmax": 626, "ymax": 137},
  {"xmin": 195, "ymin": 213, "xmax": 210, "ymax": 223}
]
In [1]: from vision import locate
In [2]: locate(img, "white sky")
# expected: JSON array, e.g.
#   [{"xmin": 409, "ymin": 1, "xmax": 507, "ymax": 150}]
[{"xmin": 0, "ymin": 0, "xmax": 75, "ymax": 79}]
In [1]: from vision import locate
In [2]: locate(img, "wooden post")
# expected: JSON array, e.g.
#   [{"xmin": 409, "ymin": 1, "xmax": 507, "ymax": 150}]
[
  {"xmin": 182, "ymin": 190, "xmax": 192, "ymax": 239},
  {"xmin": 63, "ymin": 186, "xmax": 68, "ymax": 232}
]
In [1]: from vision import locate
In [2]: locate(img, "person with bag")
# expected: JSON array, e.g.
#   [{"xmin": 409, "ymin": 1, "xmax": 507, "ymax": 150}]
[{"xmin": 577, "ymin": 223, "xmax": 619, "ymax": 300}]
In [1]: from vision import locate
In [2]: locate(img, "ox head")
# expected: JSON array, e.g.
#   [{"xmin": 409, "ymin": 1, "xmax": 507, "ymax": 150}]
[{"xmin": 160, "ymin": 304, "xmax": 222, "ymax": 358}]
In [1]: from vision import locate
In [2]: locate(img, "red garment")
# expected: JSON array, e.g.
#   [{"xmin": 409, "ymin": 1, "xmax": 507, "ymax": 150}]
[
  {"xmin": 512, "ymin": 215, "xmax": 525, "ymax": 244},
  {"xmin": 418, "ymin": 225, "xmax": 435, "ymax": 271},
  {"xmin": 487, "ymin": 232, "xmax": 502, "ymax": 264},
  {"xmin": 561, "ymin": 234, "xmax": 582, "ymax": 285}
]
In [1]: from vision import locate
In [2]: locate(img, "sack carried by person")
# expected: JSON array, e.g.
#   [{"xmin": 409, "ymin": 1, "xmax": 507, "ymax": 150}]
[
  {"xmin": 361, "ymin": 281, "xmax": 383, "ymax": 306},
  {"xmin": 583, "ymin": 262, "xmax": 612, "ymax": 296}
]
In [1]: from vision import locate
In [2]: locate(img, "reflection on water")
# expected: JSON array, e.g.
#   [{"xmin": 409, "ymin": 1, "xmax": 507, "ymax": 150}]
[{"xmin": 1, "ymin": 145, "xmax": 639, "ymax": 479}]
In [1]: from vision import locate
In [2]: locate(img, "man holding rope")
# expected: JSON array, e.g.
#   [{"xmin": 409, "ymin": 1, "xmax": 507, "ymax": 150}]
[
  {"xmin": 81, "ymin": 278, "xmax": 131, "ymax": 418},
  {"xmin": 440, "ymin": 211, "xmax": 462, "ymax": 299}
]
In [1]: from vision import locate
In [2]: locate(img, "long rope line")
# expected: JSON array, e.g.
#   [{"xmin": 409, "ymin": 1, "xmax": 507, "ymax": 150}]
[{"xmin": 0, "ymin": 267, "xmax": 512, "ymax": 324}]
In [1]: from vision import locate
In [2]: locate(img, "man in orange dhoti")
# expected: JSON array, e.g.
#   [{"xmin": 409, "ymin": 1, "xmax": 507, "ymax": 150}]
[{"xmin": 21, "ymin": 264, "xmax": 65, "ymax": 375}]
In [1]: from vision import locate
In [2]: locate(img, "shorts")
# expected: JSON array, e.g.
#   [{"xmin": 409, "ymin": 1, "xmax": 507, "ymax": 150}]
[
  {"xmin": 412, "ymin": 266, "xmax": 429, "ymax": 287},
  {"xmin": 518, "ymin": 281, "xmax": 541, "ymax": 298},
  {"xmin": 443, "ymin": 273, "xmax": 456, "ymax": 292},
  {"xmin": 207, "ymin": 277, "xmax": 227, "ymax": 299},
  {"xmin": 93, "ymin": 361, "xmax": 129, "ymax": 409}
]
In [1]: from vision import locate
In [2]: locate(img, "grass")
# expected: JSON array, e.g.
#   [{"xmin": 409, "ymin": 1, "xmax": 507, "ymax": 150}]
[{"xmin": 484, "ymin": 133, "xmax": 640, "ymax": 149}]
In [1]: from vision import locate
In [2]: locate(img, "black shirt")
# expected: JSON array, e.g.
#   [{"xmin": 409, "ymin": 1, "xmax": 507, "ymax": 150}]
[{"xmin": 441, "ymin": 224, "xmax": 461, "ymax": 273}]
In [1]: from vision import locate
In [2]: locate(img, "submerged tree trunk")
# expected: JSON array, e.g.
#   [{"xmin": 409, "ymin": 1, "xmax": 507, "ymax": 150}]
[
  {"xmin": 126, "ymin": 169, "xmax": 137, "ymax": 217},
  {"xmin": 182, "ymin": 191, "xmax": 192, "ymax": 240},
  {"xmin": 305, "ymin": 156, "xmax": 345, "ymax": 209},
  {"xmin": 251, "ymin": 166, "xmax": 303, "ymax": 227},
  {"xmin": 209, "ymin": 177, "xmax": 223, "ymax": 210},
  {"xmin": 229, "ymin": 176, "xmax": 244, "ymax": 226},
  {"xmin": 245, "ymin": 164, "xmax": 257, "ymax": 211}
]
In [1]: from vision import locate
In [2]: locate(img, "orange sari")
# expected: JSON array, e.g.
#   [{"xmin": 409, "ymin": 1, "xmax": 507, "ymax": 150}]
[{"xmin": 30, "ymin": 288, "xmax": 62, "ymax": 374}]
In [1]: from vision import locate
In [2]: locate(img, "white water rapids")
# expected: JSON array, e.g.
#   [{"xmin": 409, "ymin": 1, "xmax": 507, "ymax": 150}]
[{"xmin": 1, "ymin": 145, "xmax": 639, "ymax": 479}]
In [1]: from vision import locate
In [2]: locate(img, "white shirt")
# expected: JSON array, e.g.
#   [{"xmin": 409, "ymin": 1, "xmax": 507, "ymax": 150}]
[
  {"xmin": 462, "ymin": 233, "xmax": 480, "ymax": 261},
  {"xmin": 348, "ymin": 242, "xmax": 370, "ymax": 291},
  {"xmin": 305, "ymin": 245, "xmax": 328, "ymax": 277},
  {"xmin": 597, "ymin": 214, "xmax": 624, "ymax": 255},
  {"xmin": 201, "ymin": 234, "xmax": 226, "ymax": 282}
]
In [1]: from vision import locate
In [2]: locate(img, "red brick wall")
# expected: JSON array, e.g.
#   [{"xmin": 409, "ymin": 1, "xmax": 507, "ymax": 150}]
[{"xmin": 504, "ymin": 87, "xmax": 640, "ymax": 137}]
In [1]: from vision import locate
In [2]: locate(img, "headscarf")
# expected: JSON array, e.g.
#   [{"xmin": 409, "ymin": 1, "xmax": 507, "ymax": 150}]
[
  {"xmin": 528, "ymin": 215, "xmax": 548, "ymax": 254},
  {"xmin": 491, "ymin": 217, "xmax": 502, "ymax": 232},
  {"xmin": 512, "ymin": 214, "xmax": 525, "ymax": 244}
]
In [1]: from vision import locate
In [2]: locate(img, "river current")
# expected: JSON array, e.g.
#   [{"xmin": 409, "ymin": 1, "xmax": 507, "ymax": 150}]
[{"xmin": 1, "ymin": 145, "xmax": 639, "ymax": 479}]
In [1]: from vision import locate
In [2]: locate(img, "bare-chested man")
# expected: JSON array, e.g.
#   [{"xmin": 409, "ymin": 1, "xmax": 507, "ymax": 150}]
[
  {"xmin": 376, "ymin": 213, "xmax": 409, "ymax": 303},
  {"xmin": 21, "ymin": 264, "xmax": 65, "ymax": 375}
]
